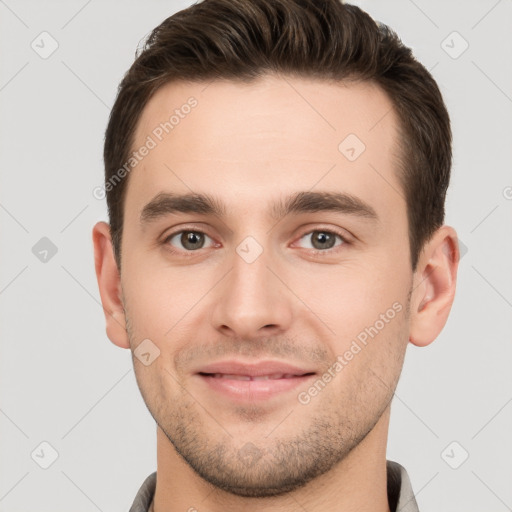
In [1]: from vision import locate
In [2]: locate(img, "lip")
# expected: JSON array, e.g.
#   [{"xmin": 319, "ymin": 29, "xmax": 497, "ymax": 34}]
[
  {"xmin": 195, "ymin": 360, "xmax": 316, "ymax": 401},
  {"xmin": 197, "ymin": 359, "xmax": 315, "ymax": 377}
]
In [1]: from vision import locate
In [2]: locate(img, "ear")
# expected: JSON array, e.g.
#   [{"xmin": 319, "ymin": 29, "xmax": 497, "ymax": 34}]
[
  {"xmin": 409, "ymin": 225, "xmax": 460, "ymax": 347},
  {"xmin": 92, "ymin": 221, "xmax": 130, "ymax": 349}
]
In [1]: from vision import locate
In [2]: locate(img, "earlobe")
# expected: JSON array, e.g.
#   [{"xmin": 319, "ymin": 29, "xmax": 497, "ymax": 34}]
[
  {"xmin": 92, "ymin": 221, "xmax": 130, "ymax": 349},
  {"xmin": 409, "ymin": 225, "xmax": 459, "ymax": 347}
]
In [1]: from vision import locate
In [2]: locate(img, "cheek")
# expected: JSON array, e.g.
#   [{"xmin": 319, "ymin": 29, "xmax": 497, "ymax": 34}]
[
  {"xmin": 288, "ymin": 258, "xmax": 407, "ymax": 326},
  {"xmin": 324, "ymin": 304, "xmax": 409, "ymax": 408},
  {"xmin": 290, "ymin": 260, "xmax": 410, "ymax": 389},
  {"xmin": 122, "ymin": 260, "xmax": 213, "ymax": 339},
  {"xmin": 131, "ymin": 358, "xmax": 170, "ymax": 423}
]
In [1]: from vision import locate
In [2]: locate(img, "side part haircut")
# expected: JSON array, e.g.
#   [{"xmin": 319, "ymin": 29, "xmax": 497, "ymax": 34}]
[{"xmin": 103, "ymin": 0, "xmax": 452, "ymax": 272}]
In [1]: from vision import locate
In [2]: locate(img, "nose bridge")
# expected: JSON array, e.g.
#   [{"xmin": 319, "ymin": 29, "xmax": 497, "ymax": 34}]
[
  {"xmin": 232, "ymin": 244, "xmax": 271, "ymax": 302},
  {"xmin": 210, "ymin": 238, "xmax": 293, "ymax": 338}
]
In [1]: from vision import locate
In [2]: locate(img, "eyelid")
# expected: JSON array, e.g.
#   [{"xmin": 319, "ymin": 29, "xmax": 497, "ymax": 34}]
[
  {"xmin": 161, "ymin": 223, "xmax": 215, "ymax": 241},
  {"xmin": 293, "ymin": 225, "xmax": 353, "ymax": 245}
]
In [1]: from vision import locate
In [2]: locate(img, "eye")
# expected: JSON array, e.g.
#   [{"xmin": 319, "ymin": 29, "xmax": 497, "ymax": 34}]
[
  {"xmin": 164, "ymin": 230, "xmax": 216, "ymax": 251},
  {"xmin": 296, "ymin": 230, "xmax": 347, "ymax": 251}
]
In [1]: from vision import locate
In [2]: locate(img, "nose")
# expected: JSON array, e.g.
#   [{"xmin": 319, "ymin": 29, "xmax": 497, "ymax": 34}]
[{"xmin": 210, "ymin": 245, "xmax": 294, "ymax": 340}]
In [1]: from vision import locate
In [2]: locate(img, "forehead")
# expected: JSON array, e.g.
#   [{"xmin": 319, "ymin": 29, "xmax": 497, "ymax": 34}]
[
  {"xmin": 127, "ymin": 75, "xmax": 404, "ymax": 224},
  {"xmin": 134, "ymin": 74, "xmax": 399, "ymax": 155}
]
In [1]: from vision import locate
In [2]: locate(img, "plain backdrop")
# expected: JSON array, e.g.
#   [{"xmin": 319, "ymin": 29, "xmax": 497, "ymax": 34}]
[{"xmin": 1, "ymin": 0, "xmax": 511, "ymax": 510}]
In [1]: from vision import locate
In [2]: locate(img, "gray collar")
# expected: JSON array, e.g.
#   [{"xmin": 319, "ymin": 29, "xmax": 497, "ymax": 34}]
[{"xmin": 129, "ymin": 460, "xmax": 419, "ymax": 512}]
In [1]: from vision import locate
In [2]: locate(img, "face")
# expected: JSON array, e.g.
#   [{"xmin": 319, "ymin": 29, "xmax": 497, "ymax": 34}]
[{"xmin": 119, "ymin": 75, "xmax": 413, "ymax": 497}]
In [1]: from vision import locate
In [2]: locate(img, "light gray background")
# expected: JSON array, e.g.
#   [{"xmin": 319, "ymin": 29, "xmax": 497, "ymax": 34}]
[{"xmin": 1, "ymin": 0, "xmax": 511, "ymax": 510}]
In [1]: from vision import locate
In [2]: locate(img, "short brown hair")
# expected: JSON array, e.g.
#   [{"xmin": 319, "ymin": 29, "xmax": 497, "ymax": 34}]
[{"xmin": 103, "ymin": 0, "xmax": 451, "ymax": 272}]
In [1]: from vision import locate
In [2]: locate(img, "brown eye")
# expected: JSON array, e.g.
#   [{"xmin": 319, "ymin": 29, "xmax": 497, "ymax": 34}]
[
  {"xmin": 181, "ymin": 232, "xmax": 204, "ymax": 250},
  {"xmin": 165, "ymin": 231, "xmax": 213, "ymax": 251},
  {"xmin": 297, "ymin": 230, "xmax": 346, "ymax": 251},
  {"xmin": 311, "ymin": 231, "xmax": 336, "ymax": 250}
]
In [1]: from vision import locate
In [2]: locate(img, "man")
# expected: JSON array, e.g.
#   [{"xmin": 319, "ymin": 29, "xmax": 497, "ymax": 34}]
[{"xmin": 92, "ymin": 0, "xmax": 459, "ymax": 510}]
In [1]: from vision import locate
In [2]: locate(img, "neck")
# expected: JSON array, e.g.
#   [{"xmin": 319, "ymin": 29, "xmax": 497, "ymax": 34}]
[{"xmin": 152, "ymin": 406, "xmax": 392, "ymax": 512}]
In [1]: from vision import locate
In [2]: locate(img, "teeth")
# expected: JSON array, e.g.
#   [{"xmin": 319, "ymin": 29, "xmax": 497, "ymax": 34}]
[{"xmin": 210, "ymin": 373, "xmax": 298, "ymax": 380}]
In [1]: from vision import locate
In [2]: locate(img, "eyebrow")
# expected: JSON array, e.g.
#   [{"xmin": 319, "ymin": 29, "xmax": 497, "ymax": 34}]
[{"xmin": 139, "ymin": 190, "xmax": 378, "ymax": 227}]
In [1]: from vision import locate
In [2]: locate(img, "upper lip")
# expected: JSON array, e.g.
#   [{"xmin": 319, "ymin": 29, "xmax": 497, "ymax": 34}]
[{"xmin": 196, "ymin": 360, "xmax": 316, "ymax": 377}]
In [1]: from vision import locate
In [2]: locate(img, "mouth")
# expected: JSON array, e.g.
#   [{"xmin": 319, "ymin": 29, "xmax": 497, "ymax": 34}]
[
  {"xmin": 195, "ymin": 360, "xmax": 317, "ymax": 401},
  {"xmin": 198, "ymin": 372, "xmax": 314, "ymax": 380}
]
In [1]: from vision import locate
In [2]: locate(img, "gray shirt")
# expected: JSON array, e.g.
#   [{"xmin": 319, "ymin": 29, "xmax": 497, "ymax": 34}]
[{"xmin": 129, "ymin": 459, "xmax": 419, "ymax": 512}]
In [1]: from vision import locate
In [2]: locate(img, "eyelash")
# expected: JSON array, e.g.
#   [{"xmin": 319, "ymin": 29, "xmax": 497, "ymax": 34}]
[{"xmin": 162, "ymin": 227, "xmax": 350, "ymax": 257}]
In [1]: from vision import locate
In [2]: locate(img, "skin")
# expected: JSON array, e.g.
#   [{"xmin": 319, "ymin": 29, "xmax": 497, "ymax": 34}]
[{"xmin": 93, "ymin": 75, "xmax": 459, "ymax": 512}]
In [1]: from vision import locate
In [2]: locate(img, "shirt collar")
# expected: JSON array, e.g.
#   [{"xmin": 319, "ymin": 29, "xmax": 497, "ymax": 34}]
[{"xmin": 129, "ymin": 460, "xmax": 419, "ymax": 512}]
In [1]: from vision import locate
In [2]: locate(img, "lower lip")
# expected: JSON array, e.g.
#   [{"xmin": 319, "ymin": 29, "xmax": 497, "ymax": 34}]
[{"xmin": 197, "ymin": 374, "xmax": 316, "ymax": 401}]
